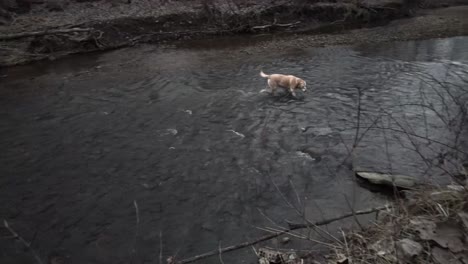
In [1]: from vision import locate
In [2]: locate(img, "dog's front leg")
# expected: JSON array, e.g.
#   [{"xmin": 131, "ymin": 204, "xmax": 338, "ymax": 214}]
[{"xmin": 289, "ymin": 87, "xmax": 297, "ymax": 97}]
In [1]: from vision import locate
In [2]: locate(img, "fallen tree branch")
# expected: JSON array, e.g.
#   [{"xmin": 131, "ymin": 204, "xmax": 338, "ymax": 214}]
[
  {"xmin": 172, "ymin": 204, "xmax": 391, "ymax": 264},
  {"xmin": 173, "ymin": 230, "xmax": 289, "ymax": 264},
  {"xmin": 251, "ymin": 21, "xmax": 301, "ymax": 30},
  {"xmin": 0, "ymin": 28, "xmax": 93, "ymax": 41},
  {"xmin": 286, "ymin": 204, "xmax": 390, "ymax": 229}
]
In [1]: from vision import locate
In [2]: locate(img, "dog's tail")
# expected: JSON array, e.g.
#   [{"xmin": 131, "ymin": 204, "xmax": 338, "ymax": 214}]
[{"xmin": 260, "ymin": 71, "xmax": 270, "ymax": 79}]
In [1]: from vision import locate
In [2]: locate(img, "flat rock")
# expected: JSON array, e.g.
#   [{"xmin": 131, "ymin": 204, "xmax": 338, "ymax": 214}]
[
  {"xmin": 355, "ymin": 171, "xmax": 419, "ymax": 189},
  {"xmin": 396, "ymin": 238, "xmax": 423, "ymax": 262}
]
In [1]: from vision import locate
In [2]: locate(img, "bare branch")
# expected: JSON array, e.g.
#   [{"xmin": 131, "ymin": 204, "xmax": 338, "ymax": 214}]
[
  {"xmin": 218, "ymin": 241, "xmax": 225, "ymax": 264},
  {"xmin": 130, "ymin": 200, "xmax": 140, "ymax": 264},
  {"xmin": 159, "ymin": 231, "xmax": 163, "ymax": 264},
  {"xmin": 3, "ymin": 220, "xmax": 44, "ymax": 264},
  {"xmin": 286, "ymin": 204, "xmax": 390, "ymax": 229},
  {"xmin": 343, "ymin": 194, "xmax": 363, "ymax": 230}
]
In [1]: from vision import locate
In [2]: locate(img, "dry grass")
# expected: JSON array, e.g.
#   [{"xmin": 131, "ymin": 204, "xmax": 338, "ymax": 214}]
[{"xmin": 328, "ymin": 186, "xmax": 468, "ymax": 264}]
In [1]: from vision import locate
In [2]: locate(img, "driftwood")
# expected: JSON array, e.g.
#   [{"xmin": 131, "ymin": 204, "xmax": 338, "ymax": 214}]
[
  {"xmin": 172, "ymin": 204, "xmax": 391, "ymax": 264},
  {"xmin": 251, "ymin": 21, "xmax": 301, "ymax": 30},
  {"xmin": 0, "ymin": 28, "xmax": 93, "ymax": 41}
]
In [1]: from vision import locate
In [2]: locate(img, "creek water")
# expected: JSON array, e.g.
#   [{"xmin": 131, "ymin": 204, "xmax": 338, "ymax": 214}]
[{"xmin": 1, "ymin": 35, "xmax": 468, "ymax": 263}]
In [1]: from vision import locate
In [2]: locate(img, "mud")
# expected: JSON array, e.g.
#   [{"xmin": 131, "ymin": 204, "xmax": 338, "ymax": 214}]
[{"xmin": 1, "ymin": 0, "xmax": 468, "ymax": 66}]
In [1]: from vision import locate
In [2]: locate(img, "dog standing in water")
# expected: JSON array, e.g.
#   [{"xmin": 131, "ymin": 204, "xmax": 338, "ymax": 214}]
[{"xmin": 259, "ymin": 71, "xmax": 307, "ymax": 97}]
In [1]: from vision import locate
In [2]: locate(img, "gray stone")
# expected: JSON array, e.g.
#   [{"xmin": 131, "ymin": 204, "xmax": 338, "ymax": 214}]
[
  {"xmin": 280, "ymin": 236, "xmax": 290, "ymax": 244},
  {"xmin": 356, "ymin": 171, "xmax": 418, "ymax": 189}
]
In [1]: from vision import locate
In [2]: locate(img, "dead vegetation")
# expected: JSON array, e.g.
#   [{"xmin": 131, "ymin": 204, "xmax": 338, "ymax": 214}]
[
  {"xmin": 329, "ymin": 185, "xmax": 468, "ymax": 264},
  {"xmin": 325, "ymin": 59, "xmax": 468, "ymax": 264}
]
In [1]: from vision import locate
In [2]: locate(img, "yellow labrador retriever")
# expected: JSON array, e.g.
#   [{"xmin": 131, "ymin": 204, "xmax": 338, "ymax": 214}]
[{"xmin": 259, "ymin": 71, "xmax": 307, "ymax": 97}]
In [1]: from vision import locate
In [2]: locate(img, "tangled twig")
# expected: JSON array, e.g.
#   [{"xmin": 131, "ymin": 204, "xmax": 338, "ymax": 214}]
[{"xmin": 3, "ymin": 220, "xmax": 44, "ymax": 264}]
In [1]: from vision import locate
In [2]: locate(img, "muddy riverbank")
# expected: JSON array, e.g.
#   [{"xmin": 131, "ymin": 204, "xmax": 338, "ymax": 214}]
[{"xmin": 1, "ymin": 0, "xmax": 468, "ymax": 66}]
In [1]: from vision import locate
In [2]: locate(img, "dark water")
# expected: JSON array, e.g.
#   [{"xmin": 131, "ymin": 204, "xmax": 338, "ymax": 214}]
[{"xmin": 1, "ymin": 36, "xmax": 468, "ymax": 264}]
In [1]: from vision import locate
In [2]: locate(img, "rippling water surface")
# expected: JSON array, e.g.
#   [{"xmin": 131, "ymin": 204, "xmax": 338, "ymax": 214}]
[{"xmin": 1, "ymin": 36, "xmax": 468, "ymax": 263}]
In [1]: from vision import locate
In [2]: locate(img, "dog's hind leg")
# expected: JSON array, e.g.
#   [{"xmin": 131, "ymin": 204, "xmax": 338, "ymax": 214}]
[
  {"xmin": 268, "ymin": 79, "xmax": 277, "ymax": 95},
  {"xmin": 260, "ymin": 79, "xmax": 275, "ymax": 94}
]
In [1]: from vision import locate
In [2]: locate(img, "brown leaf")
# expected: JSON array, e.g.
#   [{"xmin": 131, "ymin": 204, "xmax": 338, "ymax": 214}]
[
  {"xmin": 432, "ymin": 222, "xmax": 465, "ymax": 253},
  {"xmin": 432, "ymin": 247, "xmax": 462, "ymax": 264}
]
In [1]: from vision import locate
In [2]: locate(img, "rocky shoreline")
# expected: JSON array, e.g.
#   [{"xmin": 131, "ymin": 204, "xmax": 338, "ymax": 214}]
[
  {"xmin": 250, "ymin": 172, "xmax": 468, "ymax": 264},
  {"xmin": 324, "ymin": 183, "xmax": 468, "ymax": 264}
]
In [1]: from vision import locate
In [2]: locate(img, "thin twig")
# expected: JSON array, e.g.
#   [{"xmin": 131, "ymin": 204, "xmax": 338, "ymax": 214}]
[
  {"xmin": 3, "ymin": 220, "xmax": 44, "ymax": 264},
  {"xmin": 343, "ymin": 194, "xmax": 363, "ymax": 231},
  {"xmin": 286, "ymin": 205, "xmax": 390, "ymax": 229},
  {"xmin": 269, "ymin": 174, "xmax": 342, "ymax": 245},
  {"xmin": 353, "ymin": 86, "xmax": 362, "ymax": 149},
  {"xmin": 0, "ymin": 28, "xmax": 93, "ymax": 41},
  {"xmin": 218, "ymin": 241, "xmax": 225, "ymax": 264},
  {"xmin": 256, "ymin": 226, "xmax": 338, "ymax": 248},
  {"xmin": 341, "ymin": 229, "xmax": 350, "ymax": 261},
  {"xmin": 130, "ymin": 200, "xmax": 140, "ymax": 264},
  {"xmin": 347, "ymin": 125, "xmax": 468, "ymax": 156},
  {"xmin": 159, "ymin": 231, "xmax": 163, "ymax": 264},
  {"xmin": 288, "ymin": 178, "xmax": 303, "ymax": 212}
]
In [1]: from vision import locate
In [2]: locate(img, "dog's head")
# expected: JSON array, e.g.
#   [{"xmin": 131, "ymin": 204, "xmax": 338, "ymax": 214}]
[{"xmin": 298, "ymin": 79, "xmax": 307, "ymax": 92}]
